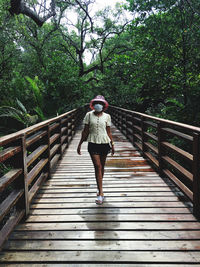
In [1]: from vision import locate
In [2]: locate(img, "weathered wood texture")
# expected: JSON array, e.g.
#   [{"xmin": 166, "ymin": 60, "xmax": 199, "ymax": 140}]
[
  {"xmin": 0, "ymin": 106, "xmax": 86, "ymax": 249},
  {"xmin": 1, "ymin": 124, "xmax": 200, "ymax": 264},
  {"xmin": 109, "ymin": 106, "xmax": 200, "ymax": 219}
]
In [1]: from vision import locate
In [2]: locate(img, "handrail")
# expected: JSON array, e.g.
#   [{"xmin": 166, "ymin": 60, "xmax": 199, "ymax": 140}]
[
  {"xmin": 0, "ymin": 105, "xmax": 87, "ymax": 249},
  {"xmin": 109, "ymin": 105, "xmax": 200, "ymax": 220},
  {"xmin": 0, "ymin": 109, "xmax": 77, "ymax": 146},
  {"xmin": 114, "ymin": 106, "xmax": 200, "ymax": 133}
]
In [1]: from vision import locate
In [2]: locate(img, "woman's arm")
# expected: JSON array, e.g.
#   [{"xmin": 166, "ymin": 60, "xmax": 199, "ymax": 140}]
[
  {"xmin": 106, "ymin": 126, "xmax": 115, "ymax": 155},
  {"xmin": 77, "ymin": 124, "xmax": 89, "ymax": 155}
]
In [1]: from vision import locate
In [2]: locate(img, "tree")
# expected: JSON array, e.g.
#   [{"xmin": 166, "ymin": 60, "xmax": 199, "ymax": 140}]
[
  {"xmin": 9, "ymin": 0, "xmax": 56, "ymax": 27},
  {"xmin": 7, "ymin": 0, "xmax": 132, "ymax": 80},
  {"xmin": 123, "ymin": 0, "xmax": 200, "ymax": 123},
  {"xmin": 54, "ymin": 0, "xmax": 131, "ymax": 78}
]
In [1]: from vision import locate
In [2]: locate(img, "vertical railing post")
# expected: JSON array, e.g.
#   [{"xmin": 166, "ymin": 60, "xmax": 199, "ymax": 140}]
[
  {"xmin": 68, "ymin": 115, "xmax": 72, "ymax": 144},
  {"xmin": 72, "ymin": 112, "xmax": 75, "ymax": 137},
  {"xmin": 119, "ymin": 110, "xmax": 123, "ymax": 132},
  {"xmin": 71, "ymin": 113, "xmax": 74, "ymax": 138},
  {"xmin": 118, "ymin": 110, "xmax": 121, "ymax": 131},
  {"xmin": 122, "ymin": 111, "xmax": 124, "ymax": 135},
  {"xmin": 22, "ymin": 135, "xmax": 29, "ymax": 216},
  {"xmin": 141, "ymin": 116, "xmax": 146, "ymax": 154},
  {"xmin": 157, "ymin": 122, "xmax": 164, "ymax": 176},
  {"xmin": 193, "ymin": 132, "xmax": 200, "ymax": 219},
  {"xmin": 132, "ymin": 114, "xmax": 135, "ymax": 145},
  {"xmin": 47, "ymin": 124, "xmax": 51, "ymax": 179},
  {"xmin": 125, "ymin": 112, "xmax": 128, "ymax": 138},
  {"xmin": 16, "ymin": 135, "xmax": 29, "ymax": 216},
  {"xmin": 65, "ymin": 116, "xmax": 69, "ymax": 149},
  {"xmin": 59, "ymin": 119, "xmax": 63, "ymax": 160}
]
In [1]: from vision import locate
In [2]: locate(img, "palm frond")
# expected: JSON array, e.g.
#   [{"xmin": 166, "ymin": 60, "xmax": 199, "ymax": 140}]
[
  {"xmin": 25, "ymin": 76, "xmax": 43, "ymax": 108},
  {"xmin": 16, "ymin": 98, "xmax": 27, "ymax": 113}
]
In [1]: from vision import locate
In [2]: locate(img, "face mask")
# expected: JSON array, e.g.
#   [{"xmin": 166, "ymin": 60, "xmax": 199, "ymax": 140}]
[{"xmin": 94, "ymin": 104, "xmax": 103, "ymax": 112}]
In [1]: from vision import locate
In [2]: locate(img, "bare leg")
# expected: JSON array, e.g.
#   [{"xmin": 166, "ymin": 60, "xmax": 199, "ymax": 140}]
[
  {"xmin": 97, "ymin": 154, "xmax": 108, "ymax": 196},
  {"xmin": 90, "ymin": 154, "xmax": 104, "ymax": 196},
  {"xmin": 100, "ymin": 154, "xmax": 108, "ymax": 180}
]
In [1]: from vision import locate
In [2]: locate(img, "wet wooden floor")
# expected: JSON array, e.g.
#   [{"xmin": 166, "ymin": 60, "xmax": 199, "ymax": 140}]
[{"xmin": 1, "ymin": 125, "xmax": 200, "ymax": 266}]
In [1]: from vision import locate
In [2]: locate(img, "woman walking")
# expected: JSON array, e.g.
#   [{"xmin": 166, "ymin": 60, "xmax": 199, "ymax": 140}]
[{"xmin": 77, "ymin": 95, "xmax": 115, "ymax": 205}]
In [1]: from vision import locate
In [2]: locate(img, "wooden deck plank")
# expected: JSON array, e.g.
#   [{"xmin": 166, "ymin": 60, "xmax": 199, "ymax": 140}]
[
  {"xmin": 38, "ymin": 187, "xmax": 181, "ymax": 193},
  {"xmin": 1, "ymin": 124, "xmax": 200, "ymax": 265},
  {"xmin": 32, "ymin": 196, "xmax": 186, "ymax": 203},
  {"xmin": 35, "ymin": 191, "xmax": 180, "ymax": 197},
  {"xmin": 15, "ymin": 221, "xmax": 200, "ymax": 231},
  {"xmin": 0, "ymin": 251, "xmax": 200, "ymax": 263},
  {"xmin": 29, "ymin": 207, "xmax": 191, "ymax": 215},
  {"xmin": 25, "ymin": 214, "xmax": 197, "ymax": 222},
  {"xmin": 10, "ymin": 230, "xmax": 200, "ymax": 240},
  {"xmin": 4, "ymin": 240, "xmax": 200, "ymax": 251},
  {"xmin": 30, "ymin": 201, "xmax": 188, "ymax": 208}
]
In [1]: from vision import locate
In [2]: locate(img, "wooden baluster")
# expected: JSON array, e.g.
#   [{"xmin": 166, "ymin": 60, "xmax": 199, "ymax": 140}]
[
  {"xmin": 22, "ymin": 135, "xmax": 29, "ymax": 216},
  {"xmin": 72, "ymin": 113, "xmax": 75, "ymax": 138},
  {"xmin": 65, "ymin": 116, "xmax": 69, "ymax": 149},
  {"xmin": 66, "ymin": 117, "xmax": 69, "ymax": 146},
  {"xmin": 70, "ymin": 114, "xmax": 74, "ymax": 139},
  {"xmin": 193, "ymin": 132, "xmax": 200, "ymax": 219},
  {"xmin": 15, "ymin": 135, "xmax": 29, "ymax": 216},
  {"xmin": 157, "ymin": 122, "xmax": 164, "ymax": 176},
  {"xmin": 141, "ymin": 116, "xmax": 146, "ymax": 154},
  {"xmin": 59, "ymin": 119, "xmax": 63, "ymax": 160},
  {"xmin": 132, "ymin": 114, "xmax": 135, "ymax": 145},
  {"xmin": 125, "ymin": 113, "xmax": 128, "ymax": 138},
  {"xmin": 67, "ymin": 116, "xmax": 71, "ymax": 144},
  {"xmin": 121, "ymin": 112, "xmax": 124, "ymax": 134},
  {"xmin": 69, "ymin": 115, "xmax": 72, "ymax": 143},
  {"xmin": 121, "ymin": 111, "xmax": 123, "ymax": 132},
  {"xmin": 72, "ymin": 112, "xmax": 76, "ymax": 137},
  {"xmin": 46, "ymin": 124, "xmax": 51, "ymax": 179}
]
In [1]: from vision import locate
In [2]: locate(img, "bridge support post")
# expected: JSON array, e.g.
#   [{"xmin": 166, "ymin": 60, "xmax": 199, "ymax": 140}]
[
  {"xmin": 157, "ymin": 122, "xmax": 164, "ymax": 176},
  {"xmin": 141, "ymin": 116, "xmax": 146, "ymax": 153},
  {"xmin": 193, "ymin": 132, "xmax": 200, "ymax": 220},
  {"xmin": 21, "ymin": 135, "xmax": 29, "ymax": 216},
  {"xmin": 58, "ymin": 119, "xmax": 63, "ymax": 160},
  {"xmin": 14, "ymin": 135, "xmax": 29, "ymax": 216},
  {"xmin": 45, "ymin": 124, "xmax": 51, "ymax": 180},
  {"xmin": 131, "ymin": 113, "xmax": 135, "ymax": 145}
]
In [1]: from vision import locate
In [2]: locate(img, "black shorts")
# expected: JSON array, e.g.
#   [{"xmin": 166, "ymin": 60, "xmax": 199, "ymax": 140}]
[{"xmin": 88, "ymin": 142, "xmax": 111, "ymax": 155}]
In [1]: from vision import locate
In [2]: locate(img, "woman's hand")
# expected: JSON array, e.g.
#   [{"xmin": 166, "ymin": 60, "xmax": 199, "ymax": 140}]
[
  {"xmin": 111, "ymin": 145, "xmax": 115, "ymax": 156},
  {"xmin": 77, "ymin": 144, "xmax": 82, "ymax": 155}
]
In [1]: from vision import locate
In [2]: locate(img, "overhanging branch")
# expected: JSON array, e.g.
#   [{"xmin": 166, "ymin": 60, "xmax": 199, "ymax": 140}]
[{"xmin": 9, "ymin": 0, "xmax": 56, "ymax": 27}]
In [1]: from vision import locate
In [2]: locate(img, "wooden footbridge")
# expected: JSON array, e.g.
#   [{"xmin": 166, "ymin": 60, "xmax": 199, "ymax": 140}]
[{"xmin": 1, "ymin": 105, "xmax": 200, "ymax": 265}]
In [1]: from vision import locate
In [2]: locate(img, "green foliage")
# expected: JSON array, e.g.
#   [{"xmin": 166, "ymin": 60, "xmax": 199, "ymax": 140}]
[
  {"xmin": 0, "ymin": 99, "xmax": 38, "ymax": 128},
  {"xmin": 25, "ymin": 76, "xmax": 46, "ymax": 120},
  {"xmin": 0, "ymin": 0, "xmax": 200, "ymax": 136},
  {"xmin": 0, "ymin": 162, "xmax": 12, "ymax": 177}
]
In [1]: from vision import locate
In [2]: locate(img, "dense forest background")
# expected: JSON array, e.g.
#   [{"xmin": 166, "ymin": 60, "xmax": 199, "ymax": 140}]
[{"xmin": 1, "ymin": 0, "xmax": 200, "ymax": 135}]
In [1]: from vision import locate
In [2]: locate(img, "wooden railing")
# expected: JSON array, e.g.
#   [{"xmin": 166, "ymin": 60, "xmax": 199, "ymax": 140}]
[
  {"xmin": 0, "ymin": 106, "xmax": 86, "ymax": 248},
  {"xmin": 109, "ymin": 105, "xmax": 200, "ymax": 219}
]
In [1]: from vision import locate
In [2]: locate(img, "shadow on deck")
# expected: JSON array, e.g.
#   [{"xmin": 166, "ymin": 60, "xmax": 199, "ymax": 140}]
[{"xmin": 1, "ymin": 124, "xmax": 200, "ymax": 265}]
